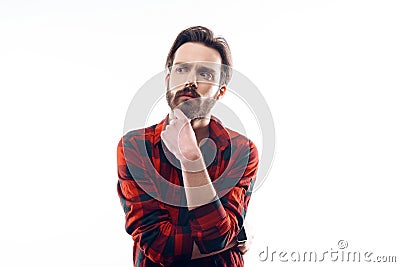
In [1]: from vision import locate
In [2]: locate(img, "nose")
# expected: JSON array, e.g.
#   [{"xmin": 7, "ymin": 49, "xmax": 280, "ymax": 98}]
[
  {"xmin": 184, "ymin": 69, "xmax": 198, "ymax": 88},
  {"xmin": 184, "ymin": 80, "xmax": 198, "ymax": 88}
]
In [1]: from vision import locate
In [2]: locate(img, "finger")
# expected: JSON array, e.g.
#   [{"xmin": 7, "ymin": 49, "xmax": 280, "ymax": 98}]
[
  {"xmin": 173, "ymin": 108, "xmax": 188, "ymax": 121},
  {"xmin": 238, "ymin": 245, "xmax": 248, "ymax": 255}
]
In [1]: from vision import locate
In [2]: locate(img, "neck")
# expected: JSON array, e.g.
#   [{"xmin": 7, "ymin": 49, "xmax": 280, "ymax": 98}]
[{"xmin": 191, "ymin": 118, "xmax": 210, "ymax": 145}]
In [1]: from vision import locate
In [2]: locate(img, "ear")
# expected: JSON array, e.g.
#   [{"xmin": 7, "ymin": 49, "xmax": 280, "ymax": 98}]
[
  {"xmin": 165, "ymin": 73, "xmax": 170, "ymax": 89},
  {"xmin": 216, "ymin": 85, "xmax": 227, "ymax": 100}
]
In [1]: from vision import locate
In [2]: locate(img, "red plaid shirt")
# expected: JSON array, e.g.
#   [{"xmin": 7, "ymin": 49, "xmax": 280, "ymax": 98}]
[{"xmin": 117, "ymin": 115, "xmax": 258, "ymax": 267}]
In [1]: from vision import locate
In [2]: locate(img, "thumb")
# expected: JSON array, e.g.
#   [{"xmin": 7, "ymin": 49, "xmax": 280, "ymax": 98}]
[{"xmin": 173, "ymin": 108, "xmax": 189, "ymax": 120}]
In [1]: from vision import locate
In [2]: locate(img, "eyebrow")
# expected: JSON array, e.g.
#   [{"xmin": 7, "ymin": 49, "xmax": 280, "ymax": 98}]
[
  {"xmin": 173, "ymin": 61, "xmax": 189, "ymax": 65},
  {"xmin": 173, "ymin": 61, "xmax": 219, "ymax": 65},
  {"xmin": 198, "ymin": 66, "xmax": 217, "ymax": 74},
  {"xmin": 173, "ymin": 62, "xmax": 190, "ymax": 66},
  {"xmin": 174, "ymin": 61, "xmax": 219, "ymax": 69}
]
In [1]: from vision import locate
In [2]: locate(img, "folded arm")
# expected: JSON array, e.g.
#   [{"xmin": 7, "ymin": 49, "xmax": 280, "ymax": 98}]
[{"xmin": 117, "ymin": 138, "xmax": 194, "ymax": 266}]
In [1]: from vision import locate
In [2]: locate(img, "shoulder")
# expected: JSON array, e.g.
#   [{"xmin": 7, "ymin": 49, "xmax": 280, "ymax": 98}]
[
  {"xmin": 225, "ymin": 127, "xmax": 258, "ymax": 154},
  {"xmin": 209, "ymin": 116, "xmax": 258, "ymax": 160},
  {"xmin": 118, "ymin": 124, "xmax": 158, "ymax": 148},
  {"xmin": 124, "ymin": 124, "xmax": 157, "ymax": 141}
]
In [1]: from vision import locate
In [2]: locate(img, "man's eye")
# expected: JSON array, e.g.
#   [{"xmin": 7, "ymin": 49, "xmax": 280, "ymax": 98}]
[
  {"xmin": 200, "ymin": 72, "xmax": 213, "ymax": 80},
  {"xmin": 176, "ymin": 67, "xmax": 188, "ymax": 73}
]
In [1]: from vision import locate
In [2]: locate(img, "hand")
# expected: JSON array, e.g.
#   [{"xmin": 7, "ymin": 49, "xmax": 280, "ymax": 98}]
[
  {"xmin": 237, "ymin": 241, "xmax": 251, "ymax": 255},
  {"xmin": 191, "ymin": 239, "xmax": 237, "ymax": 259},
  {"xmin": 161, "ymin": 109, "xmax": 201, "ymax": 162},
  {"xmin": 237, "ymin": 220, "xmax": 254, "ymax": 255}
]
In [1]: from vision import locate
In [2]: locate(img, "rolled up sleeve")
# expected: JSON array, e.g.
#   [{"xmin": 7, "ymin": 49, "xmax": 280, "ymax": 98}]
[{"xmin": 189, "ymin": 140, "xmax": 258, "ymax": 254}]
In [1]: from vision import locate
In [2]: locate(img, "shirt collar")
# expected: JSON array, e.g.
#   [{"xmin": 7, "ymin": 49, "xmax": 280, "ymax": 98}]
[{"xmin": 153, "ymin": 114, "xmax": 231, "ymax": 149}]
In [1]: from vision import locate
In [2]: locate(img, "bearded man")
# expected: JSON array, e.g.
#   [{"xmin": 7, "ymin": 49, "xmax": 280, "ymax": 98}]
[{"xmin": 117, "ymin": 26, "xmax": 258, "ymax": 267}]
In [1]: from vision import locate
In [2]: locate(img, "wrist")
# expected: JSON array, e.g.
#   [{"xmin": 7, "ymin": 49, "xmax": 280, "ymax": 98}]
[
  {"xmin": 180, "ymin": 151, "xmax": 206, "ymax": 172},
  {"xmin": 180, "ymin": 146, "xmax": 202, "ymax": 161}
]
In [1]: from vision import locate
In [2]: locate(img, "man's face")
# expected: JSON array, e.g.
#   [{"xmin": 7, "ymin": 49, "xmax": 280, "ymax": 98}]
[{"xmin": 166, "ymin": 42, "xmax": 226, "ymax": 119}]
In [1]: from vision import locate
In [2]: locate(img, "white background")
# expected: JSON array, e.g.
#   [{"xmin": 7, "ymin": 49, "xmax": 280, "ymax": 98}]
[{"xmin": 0, "ymin": 0, "xmax": 399, "ymax": 266}]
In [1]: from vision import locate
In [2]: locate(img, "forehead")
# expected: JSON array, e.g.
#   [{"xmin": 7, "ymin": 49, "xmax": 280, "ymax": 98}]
[{"xmin": 173, "ymin": 42, "xmax": 222, "ymax": 65}]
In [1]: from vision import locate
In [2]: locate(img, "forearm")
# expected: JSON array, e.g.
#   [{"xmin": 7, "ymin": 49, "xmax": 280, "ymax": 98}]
[
  {"xmin": 118, "ymin": 178, "xmax": 194, "ymax": 265},
  {"xmin": 131, "ymin": 220, "xmax": 194, "ymax": 264},
  {"xmin": 191, "ymin": 238, "xmax": 237, "ymax": 259},
  {"xmin": 181, "ymin": 154, "xmax": 240, "ymax": 254},
  {"xmin": 181, "ymin": 156, "xmax": 217, "ymax": 210}
]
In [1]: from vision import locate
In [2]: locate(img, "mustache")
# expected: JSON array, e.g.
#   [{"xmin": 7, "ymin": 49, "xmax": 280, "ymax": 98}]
[{"xmin": 175, "ymin": 85, "xmax": 200, "ymax": 99}]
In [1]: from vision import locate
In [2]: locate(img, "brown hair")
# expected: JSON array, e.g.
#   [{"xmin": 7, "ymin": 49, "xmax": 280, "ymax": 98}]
[{"xmin": 165, "ymin": 26, "xmax": 232, "ymax": 85}]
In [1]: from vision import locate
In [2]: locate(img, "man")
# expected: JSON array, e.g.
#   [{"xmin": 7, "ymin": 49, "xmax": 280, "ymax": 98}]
[{"xmin": 117, "ymin": 26, "xmax": 258, "ymax": 267}]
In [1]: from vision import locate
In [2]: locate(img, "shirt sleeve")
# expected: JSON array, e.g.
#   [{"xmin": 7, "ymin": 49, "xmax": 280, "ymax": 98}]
[
  {"xmin": 189, "ymin": 139, "xmax": 258, "ymax": 254},
  {"xmin": 117, "ymin": 137, "xmax": 194, "ymax": 266}
]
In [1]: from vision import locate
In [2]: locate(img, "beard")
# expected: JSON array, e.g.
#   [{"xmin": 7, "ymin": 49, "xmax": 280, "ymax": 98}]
[{"xmin": 166, "ymin": 86, "xmax": 218, "ymax": 120}]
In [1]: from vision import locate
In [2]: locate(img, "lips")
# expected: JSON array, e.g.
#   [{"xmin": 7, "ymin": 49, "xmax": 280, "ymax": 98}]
[
  {"xmin": 179, "ymin": 94, "xmax": 196, "ymax": 99},
  {"xmin": 176, "ymin": 91, "xmax": 199, "ymax": 99}
]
